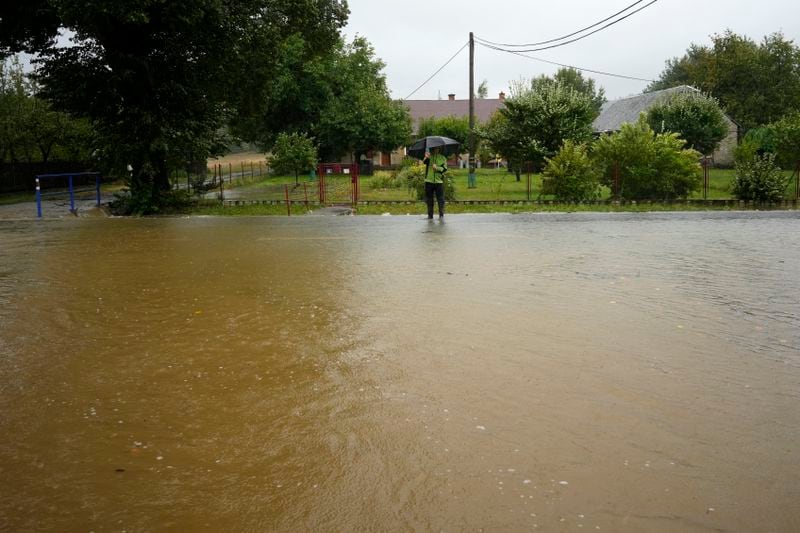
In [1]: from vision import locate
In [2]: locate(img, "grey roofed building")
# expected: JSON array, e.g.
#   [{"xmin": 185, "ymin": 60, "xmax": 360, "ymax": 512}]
[{"xmin": 593, "ymin": 85, "xmax": 739, "ymax": 166}]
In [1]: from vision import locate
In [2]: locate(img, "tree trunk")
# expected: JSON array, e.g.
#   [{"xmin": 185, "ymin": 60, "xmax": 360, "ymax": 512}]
[
  {"xmin": 38, "ymin": 143, "xmax": 53, "ymax": 164},
  {"xmin": 154, "ymin": 156, "xmax": 170, "ymax": 192}
]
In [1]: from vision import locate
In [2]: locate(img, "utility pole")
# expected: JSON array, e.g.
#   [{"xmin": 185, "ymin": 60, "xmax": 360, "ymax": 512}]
[{"xmin": 468, "ymin": 32, "xmax": 476, "ymax": 188}]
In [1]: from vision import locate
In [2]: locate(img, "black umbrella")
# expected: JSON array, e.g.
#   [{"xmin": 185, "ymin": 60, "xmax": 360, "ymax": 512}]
[{"xmin": 407, "ymin": 136, "xmax": 461, "ymax": 160}]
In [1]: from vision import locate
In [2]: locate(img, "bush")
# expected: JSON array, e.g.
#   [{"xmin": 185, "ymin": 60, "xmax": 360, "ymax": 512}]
[
  {"xmin": 732, "ymin": 153, "xmax": 787, "ymax": 202},
  {"xmin": 399, "ymin": 160, "xmax": 456, "ymax": 201},
  {"xmin": 368, "ymin": 170, "xmax": 402, "ymax": 189},
  {"xmin": 399, "ymin": 157, "xmax": 419, "ymax": 170},
  {"xmin": 592, "ymin": 115, "xmax": 702, "ymax": 200},
  {"xmin": 542, "ymin": 140, "xmax": 600, "ymax": 201},
  {"xmin": 735, "ymin": 127, "xmax": 776, "ymax": 164},
  {"xmin": 269, "ymin": 132, "xmax": 317, "ymax": 185},
  {"xmin": 109, "ymin": 188, "xmax": 194, "ymax": 215}
]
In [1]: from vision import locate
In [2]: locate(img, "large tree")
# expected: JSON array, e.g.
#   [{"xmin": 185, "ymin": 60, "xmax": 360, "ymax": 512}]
[
  {"xmin": 2, "ymin": 0, "xmax": 348, "ymax": 211},
  {"xmin": 480, "ymin": 79, "xmax": 596, "ymax": 180},
  {"xmin": 647, "ymin": 30, "xmax": 800, "ymax": 130},
  {"xmin": 233, "ymin": 35, "xmax": 410, "ymax": 163},
  {"xmin": 314, "ymin": 37, "xmax": 410, "ymax": 161}
]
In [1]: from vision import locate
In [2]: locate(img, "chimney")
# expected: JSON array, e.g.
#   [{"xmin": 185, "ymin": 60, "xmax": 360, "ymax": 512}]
[
  {"xmin": 448, "ymin": 93, "xmax": 455, "ymax": 101},
  {"xmin": 499, "ymin": 91, "xmax": 505, "ymax": 102}
]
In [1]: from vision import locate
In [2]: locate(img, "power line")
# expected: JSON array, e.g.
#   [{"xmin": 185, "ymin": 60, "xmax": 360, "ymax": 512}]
[
  {"xmin": 476, "ymin": 0, "xmax": 649, "ymax": 48},
  {"xmin": 476, "ymin": 41, "xmax": 655, "ymax": 83},
  {"xmin": 403, "ymin": 41, "xmax": 469, "ymax": 100},
  {"xmin": 475, "ymin": 0, "xmax": 659, "ymax": 53}
]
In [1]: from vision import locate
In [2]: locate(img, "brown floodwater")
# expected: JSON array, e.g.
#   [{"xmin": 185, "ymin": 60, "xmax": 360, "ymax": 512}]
[{"xmin": 1, "ymin": 212, "xmax": 799, "ymax": 532}]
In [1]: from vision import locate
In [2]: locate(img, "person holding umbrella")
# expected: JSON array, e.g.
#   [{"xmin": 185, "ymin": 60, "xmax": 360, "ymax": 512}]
[{"xmin": 422, "ymin": 146, "xmax": 448, "ymax": 219}]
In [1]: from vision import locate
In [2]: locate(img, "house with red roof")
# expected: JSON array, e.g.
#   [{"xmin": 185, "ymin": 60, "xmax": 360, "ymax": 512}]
[{"xmin": 353, "ymin": 92, "xmax": 506, "ymax": 169}]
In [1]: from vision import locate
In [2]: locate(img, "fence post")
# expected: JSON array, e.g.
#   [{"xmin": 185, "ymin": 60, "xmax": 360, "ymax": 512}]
[
  {"xmin": 35, "ymin": 177, "xmax": 42, "ymax": 218},
  {"xmin": 95, "ymin": 174, "xmax": 101, "ymax": 206},
  {"xmin": 250, "ymin": 161, "xmax": 254, "ymax": 180},
  {"xmin": 702, "ymin": 157, "xmax": 709, "ymax": 199},
  {"xmin": 319, "ymin": 165, "xmax": 325, "ymax": 207},
  {"xmin": 526, "ymin": 162, "xmax": 532, "ymax": 201},
  {"xmin": 351, "ymin": 164, "xmax": 359, "ymax": 206},
  {"xmin": 229, "ymin": 163, "xmax": 232, "ymax": 184},
  {"xmin": 284, "ymin": 184, "xmax": 291, "ymax": 216},
  {"xmin": 68, "ymin": 175, "xmax": 75, "ymax": 213},
  {"xmin": 304, "ymin": 183, "xmax": 309, "ymax": 209},
  {"xmin": 796, "ymin": 160, "xmax": 800, "ymax": 200}
]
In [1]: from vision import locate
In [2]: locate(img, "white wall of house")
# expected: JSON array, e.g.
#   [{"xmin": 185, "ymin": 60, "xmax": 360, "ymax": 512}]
[{"xmin": 713, "ymin": 117, "xmax": 738, "ymax": 167}]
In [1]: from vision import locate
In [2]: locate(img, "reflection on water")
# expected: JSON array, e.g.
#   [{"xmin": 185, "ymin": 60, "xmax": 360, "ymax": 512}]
[{"xmin": 1, "ymin": 212, "xmax": 799, "ymax": 532}]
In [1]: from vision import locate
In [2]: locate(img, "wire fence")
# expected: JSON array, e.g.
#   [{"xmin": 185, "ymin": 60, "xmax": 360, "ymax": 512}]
[{"xmin": 213, "ymin": 163, "xmax": 800, "ymax": 214}]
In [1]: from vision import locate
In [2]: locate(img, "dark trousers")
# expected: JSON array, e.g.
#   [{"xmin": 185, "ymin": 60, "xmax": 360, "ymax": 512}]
[{"xmin": 424, "ymin": 181, "xmax": 445, "ymax": 218}]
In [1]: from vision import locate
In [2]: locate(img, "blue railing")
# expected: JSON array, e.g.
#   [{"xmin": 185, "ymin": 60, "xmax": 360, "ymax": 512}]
[{"xmin": 35, "ymin": 172, "xmax": 101, "ymax": 218}]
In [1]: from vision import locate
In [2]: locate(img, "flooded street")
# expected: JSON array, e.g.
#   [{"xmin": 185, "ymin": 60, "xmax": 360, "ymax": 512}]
[{"xmin": 1, "ymin": 212, "xmax": 799, "ymax": 532}]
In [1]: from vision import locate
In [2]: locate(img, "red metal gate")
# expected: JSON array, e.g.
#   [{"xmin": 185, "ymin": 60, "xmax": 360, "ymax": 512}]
[{"xmin": 316, "ymin": 163, "xmax": 360, "ymax": 206}]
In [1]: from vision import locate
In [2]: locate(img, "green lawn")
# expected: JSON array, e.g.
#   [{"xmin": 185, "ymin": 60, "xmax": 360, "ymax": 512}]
[
  {"xmin": 361, "ymin": 167, "xmax": 798, "ymax": 202},
  {"xmin": 214, "ymin": 167, "xmax": 799, "ymax": 203}
]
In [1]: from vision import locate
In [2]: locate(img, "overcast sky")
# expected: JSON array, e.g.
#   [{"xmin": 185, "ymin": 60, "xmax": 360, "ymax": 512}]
[{"xmin": 342, "ymin": 0, "xmax": 800, "ymax": 101}]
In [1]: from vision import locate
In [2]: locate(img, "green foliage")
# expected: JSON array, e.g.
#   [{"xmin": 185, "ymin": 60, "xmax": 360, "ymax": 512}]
[
  {"xmin": 398, "ymin": 160, "xmax": 456, "ymax": 201},
  {"xmin": 0, "ymin": 1, "xmax": 61, "ymax": 57},
  {"xmin": 477, "ymin": 79, "xmax": 489, "ymax": 99},
  {"xmin": 646, "ymin": 91, "xmax": 728, "ymax": 155},
  {"xmin": 734, "ymin": 139, "xmax": 760, "ymax": 165},
  {"xmin": 542, "ymin": 140, "xmax": 600, "ymax": 202},
  {"xmin": 0, "ymin": 57, "xmax": 95, "ymax": 163},
  {"xmin": 479, "ymin": 79, "xmax": 596, "ymax": 178},
  {"xmin": 315, "ymin": 37, "xmax": 411, "ymax": 160},
  {"xmin": 477, "ymin": 143, "xmax": 495, "ymax": 166},
  {"xmin": 533, "ymin": 68, "xmax": 606, "ymax": 115},
  {"xmin": 398, "ymin": 157, "xmax": 419, "ymax": 170},
  {"xmin": 593, "ymin": 116, "xmax": 702, "ymax": 200},
  {"xmin": 732, "ymin": 153, "xmax": 787, "ymax": 202},
  {"xmin": 734, "ymin": 127, "xmax": 776, "ymax": 164},
  {"xmin": 417, "ymin": 115, "xmax": 471, "ymax": 148},
  {"xmin": 397, "ymin": 160, "xmax": 426, "ymax": 184},
  {"xmin": 109, "ymin": 188, "xmax": 194, "ymax": 216},
  {"xmin": 647, "ymin": 30, "xmax": 800, "ymax": 129},
  {"xmin": 269, "ymin": 132, "xmax": 317, "ymax": 185},
  {"xmin": 769, "ymin": 112, "xmax": 800, "ymax": 169},
  {"xmin": 368, "ymin": 170, "xmax": 403, "ymax": 189},
  {"xmin": 9, "ymin": 0, "xmax": 348, "ymax": 210}
]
